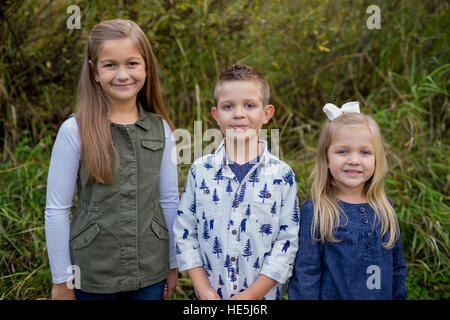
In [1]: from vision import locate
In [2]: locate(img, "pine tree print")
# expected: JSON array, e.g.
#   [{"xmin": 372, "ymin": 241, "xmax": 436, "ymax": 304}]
[
  {"xmin": 249, "ymin": 169, "xmax": 259, "ymax": 186},
  {"xmin": 229, "ymin": 267, "xmax": 237, "ymax": 282},
  {"xmin": 213, "ymin": 168, "xmax": 224, "ymax": 184},
  {"xmin": 177, "ymin": 210, "xmax": 183, "ymax": 216},
  {"xmin": 199, "ymin": 179, "xmax": 208, "ymax": 190},
  {"xmin": 258, "ymin": 183, "xmax": 269, "ymax": 203},
  {"xmin": 224, "ymin": 255, "xmax": 232, "ymax": 276},
  {"xmin": 203, "ymin": 158, "xmax": 213, "ymax": 170},
  {"xmin": 182, "ymin": 229, "xmax": 189, "ymax": 239},
  {"xmin": 238, "ymin": 182, "xmax": 247, "ymax": 203},
  {"xmin": 259, "ymin": 224, "xmax": 273, "ymax": 237},
  {"xmin": 226, "ymin": 180, "xmax": 233, "ymax": 195},
  {"xmin": 190, "ymin": 166, "xmax": 196, "ymax": 180},
  {"xmin": 243, "ymin": 278, "xmax": 248, "ymax": 289},
  {"xmin": 217, "ymin": 288, "xmax": 223, "ymax": 299},
  {"xmin": 253, "ymin": 257, "xmax": 260, "ymax": 271},
  {"xmin": 212, "ymin": 236, "xmax": 222, "ymax": 257},
  {"xmin": 291, "ymin": 198, "xmax": 299, "ymax": 224},
  {"xmin": 243, "ymin": 239, "xmax": 252, "ymax": 261},
  {"xmin": 245, "ymin": 204, "xmax": 251, "ymax": 219},
  {"xmin": 218, "ymin": 274, "xmax": 224, "ymax": 286},
  {"xmin": 276, "ymin": 287, "xmax": 281, "ymax": 300},
  {"xmin": 212, "ymin": 188, "xmax": 220, "ymax": 205},
  {"xmin": 189, "ymin": 192, "xmax": 196, "ymax": 214},
  {"xmin": 203, "ymin": 219, "xmax": 210, "ymax": 241},
  {"xmin": 270, "ymin": 201, "xmax": 277, "ymax": 216},
  {"xmin": 209, "ymin": 219, "xmax": 214, "ymax": 230},
  {"xmin": 283, "ymin": 170, "xmax": 294, "ymax": 186},
  {"xmin": 202, "ymin": 211, "xmax": 206, "ymax": 220}
]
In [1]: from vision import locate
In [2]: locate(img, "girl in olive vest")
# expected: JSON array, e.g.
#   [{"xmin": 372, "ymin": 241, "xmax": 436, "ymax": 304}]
[{"xmin": 45, "ymin": 19, "xmax": 179, "ymax": 300}]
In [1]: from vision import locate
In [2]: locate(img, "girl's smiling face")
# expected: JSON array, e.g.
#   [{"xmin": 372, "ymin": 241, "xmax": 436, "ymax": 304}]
[
  {"xmin": 327, "ymin": 124, "xmax": 376, "ymax": 198},
  {"xmin": 93, "ymin": 37, "xmax": 146, "ymax": 106}
]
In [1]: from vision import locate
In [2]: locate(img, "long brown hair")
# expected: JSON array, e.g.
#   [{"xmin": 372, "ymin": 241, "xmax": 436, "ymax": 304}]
[
  {"xmin": 310, "ymin": 113, "xmax": 399, "ymax": 249},
  {"xmin": 76, "ymin": 19, "xmax": 173, "ymax": 184}
]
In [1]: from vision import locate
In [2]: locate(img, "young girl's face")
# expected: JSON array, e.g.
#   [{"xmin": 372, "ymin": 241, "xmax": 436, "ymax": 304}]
[
  {"xmin": 94, "ymin": 38, "xmax": 146, "ymax": 106},
  {"xmin": 327, "ymin": 124, "xmax": 375, "ymax": 198}
]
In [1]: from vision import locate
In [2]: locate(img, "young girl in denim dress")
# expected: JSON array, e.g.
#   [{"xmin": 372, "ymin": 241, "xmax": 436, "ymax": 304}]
[{"xmin": 288, "ymin": 102, "xmax": 407, "ymax": 299}]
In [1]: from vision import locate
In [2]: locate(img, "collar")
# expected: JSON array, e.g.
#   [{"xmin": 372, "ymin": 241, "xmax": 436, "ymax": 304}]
[
  {"xmin": 213, "ymin": 139, "xmax": 271, "ymax": 168},
  {"xmin": 134, "ymin": 100, "xmax": 150, "ymax": 131}
]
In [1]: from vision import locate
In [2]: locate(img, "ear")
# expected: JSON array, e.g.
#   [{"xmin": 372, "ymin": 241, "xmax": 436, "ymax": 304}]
[
  {"xmin": 88, "ymin": 60, "xmax": 100, "ymax": 82},
  {"xmin": 211, "ymin": 106, "xmax": 219, "ymax": 123},
  {"xmin": 262, "ymin": 104, "xmax": 275, "ymax": 124}
]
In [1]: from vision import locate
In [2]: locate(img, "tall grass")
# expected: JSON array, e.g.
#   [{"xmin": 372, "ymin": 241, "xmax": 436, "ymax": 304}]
[{"xmin": 0, "ymin": 0, "xmax": 448, "ymax": 299}]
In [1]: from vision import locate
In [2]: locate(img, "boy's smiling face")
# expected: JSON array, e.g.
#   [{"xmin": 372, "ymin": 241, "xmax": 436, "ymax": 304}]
[{"xmin": 211, "ymin": 80, "xmax": 274, "ymax": 141}]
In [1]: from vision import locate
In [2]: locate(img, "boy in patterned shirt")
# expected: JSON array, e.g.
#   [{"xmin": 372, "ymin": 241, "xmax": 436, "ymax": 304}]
[{"xmin": 173, "ymin": 65, "xmax": 300, "ymax": 300}]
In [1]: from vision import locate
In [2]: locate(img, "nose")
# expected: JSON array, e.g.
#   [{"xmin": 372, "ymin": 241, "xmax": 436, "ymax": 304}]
[
  {"xmin": 115, "ymin": 65, "xmax": 129, "ymax": 81},
  {"xmin": 347, "ymin": 151, "xmax": 360, "ymax": 165},
  {"xmin": 233, "ymin": 105, "xmax": 246, "ymax": 118}
]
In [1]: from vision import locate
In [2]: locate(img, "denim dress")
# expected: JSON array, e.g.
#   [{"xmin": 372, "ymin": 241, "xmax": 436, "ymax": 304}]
[{"xmin": 288, "ymin": 199, "xmax": 407, "ymax": 300}]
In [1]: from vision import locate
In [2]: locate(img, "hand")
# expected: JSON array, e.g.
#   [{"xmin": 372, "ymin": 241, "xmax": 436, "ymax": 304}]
[
  {"xmin": 51, "ymin": 281, "xmax": 76, "ymax": 300},
  {"xmin": 198, "ymin": 287, "xmax": 222, "ymax": 300},
  {"xmin": 228, "ymin": 290, "xmax": 255, "ymax": 300},
  {"xmin": 163, "ymin": 268, "xmax": 178, "ymax": 299}
]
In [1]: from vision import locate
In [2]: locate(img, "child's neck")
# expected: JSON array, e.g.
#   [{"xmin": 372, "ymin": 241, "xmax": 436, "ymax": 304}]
[
  {"xmin": 336, "ymin": 191, "xmax": 368, "ymax": 204},
  {"xmin": 225, "ymin": 136, "xmax": 260, "ymax": 165},
  {"xmin": 109, "ymin": 100, "xmax": 140, "ymax": 124}
]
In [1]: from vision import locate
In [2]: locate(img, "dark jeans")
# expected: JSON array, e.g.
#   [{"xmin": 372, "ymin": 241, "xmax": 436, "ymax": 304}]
[{"xmin": 75, "ymin": 280, "xmax": 165, "ymax": 300}]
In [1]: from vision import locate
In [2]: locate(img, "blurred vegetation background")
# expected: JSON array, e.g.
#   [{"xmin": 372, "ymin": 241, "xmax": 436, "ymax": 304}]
[{"xmin": 0, "ymin": 0, "xmax": 448, "ymax": 300}]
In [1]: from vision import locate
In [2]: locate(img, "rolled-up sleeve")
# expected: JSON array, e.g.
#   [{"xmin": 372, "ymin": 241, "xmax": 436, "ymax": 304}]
[
  {"xmin": 260, "ymin": 168, "xmax": 300, "ymax": 284},
  {"xmin": 173, "ymin": 165, "xmax": 203, "ymax": 271}
]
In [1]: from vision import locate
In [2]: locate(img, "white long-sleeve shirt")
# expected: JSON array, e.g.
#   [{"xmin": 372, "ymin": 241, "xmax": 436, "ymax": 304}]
[{"xmin": 45, "ymin": 116, "xmax": 179, "ymax": 284}]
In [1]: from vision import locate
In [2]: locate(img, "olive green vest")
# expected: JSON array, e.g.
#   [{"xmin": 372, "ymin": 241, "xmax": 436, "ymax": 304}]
[{"xmin": 69, "ymin": 106, "xmax": 169, "ymax": 293}]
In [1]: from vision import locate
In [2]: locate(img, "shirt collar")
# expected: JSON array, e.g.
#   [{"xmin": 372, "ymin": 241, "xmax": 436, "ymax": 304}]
[
  {"xmin": 214, "ymin": 139, "xmax": 271, "ymax": 168},
  {"xmin": 135, "ymin": 100, "xmax": 150, "ymax": 130}
]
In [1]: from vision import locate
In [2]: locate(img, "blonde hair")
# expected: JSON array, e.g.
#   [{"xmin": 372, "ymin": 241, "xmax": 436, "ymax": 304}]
[
  {"xmin": 76, "ymin": 19, "xmax": 173, "ymax": 184},
  {"xmin": 310, "ymin": 113, "xmax": 399, "ymax": 249}
]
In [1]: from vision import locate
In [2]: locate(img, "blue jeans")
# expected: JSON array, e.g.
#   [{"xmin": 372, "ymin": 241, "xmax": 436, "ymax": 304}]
[{"xmin": 75, "ymin": 280, "xmax": 165, "ymax": 300}]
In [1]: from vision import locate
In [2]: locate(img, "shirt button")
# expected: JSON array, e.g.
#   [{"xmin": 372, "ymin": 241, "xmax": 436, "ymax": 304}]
[
  {"xmin": 359, "ymin": 207, "xmax": 365, "ymax": 213},
  {"xmin": 233, "ymin": 285, "xmax": 237, "ymax": 290},
  {"xmin": 205, "ymin": 189, "xmax": 210, "ymax": 194},
  {"xmin": 234, "ymin": 200, "xmax": 240, "ymax": 206},
  {"xmin": 362, "ymin": 218, "xmax": 369, "ymax": 224},
  {"xmin": 84, "ymin": 238, "xmax": 88, "ymax": 243},
  {"xmin": 231, "ymin": 257, "xmax": 236, "ymax": 262},
  {"xmin": 266, "ymin": 193, "xmax": 271, "ymax": 198},
  {"xmin": 232, "ymin": 230, "xmax": 237, "ymax": 235}
]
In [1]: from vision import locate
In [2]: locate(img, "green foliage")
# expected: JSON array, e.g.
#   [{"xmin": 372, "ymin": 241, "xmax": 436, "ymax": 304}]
[{"xmin": 0, "ymin": 0, "xmax": 448, "ymax": 299}]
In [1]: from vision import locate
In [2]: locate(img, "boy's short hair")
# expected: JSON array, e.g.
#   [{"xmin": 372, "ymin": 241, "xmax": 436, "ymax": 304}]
[{"xmin": 213, "ymin": 64, "xmax": 270, "ymax": 106}]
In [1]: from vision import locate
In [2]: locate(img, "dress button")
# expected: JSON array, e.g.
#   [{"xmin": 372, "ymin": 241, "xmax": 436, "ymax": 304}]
[
  {"xmin": 359, "ymin": 207, "xmax": 365, "ymax": 213},
  {"xmin": 232, "ymin": 230, "xmax": 237, "ymax": 235},
  {"xmin": 365, "ymin": 242, "xmax": 370, "ymax": 249},
  {"xmin": 365, "ymin": 230, "xmax": 372, "ymax": 237},
  {"xmin": 84, "ymin": 238, "xmax": 88, "ymax": 243},
  {"xmin": 234, "ymin": 200, "xmax": 240, "ymax": 206},
  {"xmin": 362, "ymin": 218, "xmax": 369, "ymax": 224},
  {"xmin": 231, "ymin": 257, "xmax": 236, "ymax": 262}
]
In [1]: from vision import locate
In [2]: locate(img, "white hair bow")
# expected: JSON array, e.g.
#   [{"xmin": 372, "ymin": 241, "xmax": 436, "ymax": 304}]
[{"xmin": 322, "ymin": 101, "xmax": 360, "ymax": 121}]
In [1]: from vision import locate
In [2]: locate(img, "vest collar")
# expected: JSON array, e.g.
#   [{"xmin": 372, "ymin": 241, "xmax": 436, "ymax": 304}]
[{"xmin": 134, "ymin": 101, "xmax": 151, "ymax": 131}]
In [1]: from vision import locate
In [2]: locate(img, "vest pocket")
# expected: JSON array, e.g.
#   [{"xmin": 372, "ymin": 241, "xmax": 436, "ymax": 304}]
[
  {"xmin": 71, "ymin": 223, "xmax": 101, "ymax": 249},
  {"xmin": 151, "ymin": 218, "xmax": 169, "ymax": 240},
  {"xmin": 141, "ymin": 139, "xmax": 164, "ymax": 167}
]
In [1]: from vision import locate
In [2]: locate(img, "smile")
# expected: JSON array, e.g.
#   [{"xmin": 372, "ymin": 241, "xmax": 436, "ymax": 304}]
[
  {"xmin": 343, "ymin": 169, "xmax": 362, "ymax": 176},
  {"xmin": 112, "ymin": 83, "xmax": 136, "ymax": 88}
]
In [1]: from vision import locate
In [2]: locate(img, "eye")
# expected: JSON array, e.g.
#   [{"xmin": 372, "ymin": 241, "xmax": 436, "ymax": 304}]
[
  {"xmin": 245, "ymin": 103, "xmax": 254, "ymax": 108},
  {"xmin": 104, "ymin": 63, "xmax": 115, "ymax": 68},
  {"xmin": 361, "ymin": 150, "xmax": 372, "ymax": 155},
  {"xmin": 222, "ymin": 104, "xmax": 232, "ymax": 110},
  {"xmin": 337, "ymin": 150, "xmax": 347, "ymax": 154},
  {"xmin": 128, "ymin": 62, "xmax": 139, "ymax": 66}
]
